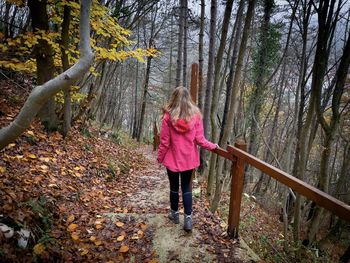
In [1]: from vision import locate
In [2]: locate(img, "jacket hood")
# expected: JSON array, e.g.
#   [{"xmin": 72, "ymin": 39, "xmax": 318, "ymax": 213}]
[
  {"xmin": 172, "ymin": 119, "xmax": 190, "ymax": 133},
  {"xmin": 164, "ymin": 112, "xmax": 198, "ymax": 133}
]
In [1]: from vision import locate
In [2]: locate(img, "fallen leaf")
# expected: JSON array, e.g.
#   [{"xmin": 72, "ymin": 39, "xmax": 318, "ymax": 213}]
[
  {"xmin": 137, "ymin": 230, "xmax": 144, "ymax": 237},
  {"xmin": 80, "ymin": 248, "xmax": 89, "ymax": 256},
  {"xmin": 67, "ymin": 215, "xmax": 75, "ymax": 223},
  {"xmin": 115, "ymin": 222, "xmax": 124, "ymax": 227},
  {"xmin": 89, "ymin": 236, "xmax": 97, "ymax": 242},
  {"xmin": 94, "ymin": 240, "xmax": 102, "ymax": 246},
  {"xmin": 0, "ymin": 166, "xmax": 6, "ymax": 173},
  {"xmin": 95, "ymin": 224, "xmax": 103, "ymax": 229},
  {"xmin": 28, "ymin": 154, "xmax": 37, "ymax": 159},
  {"xmin": 117, "ymin": 235, "xmax": 124, "ymax": 242},
  {"xmin": 27, "ymin": 131, "xmax": 35, "ymax": 136},
  {"xmin": 33, "ymin": 243, "xmax": 45, "ymax": 255},
  {"xmin": 119, "ymin": 245, "xmax": 129, "ymax": 253},
  {"xmin": 71, "ymin": 233, "xmax": 79, "ymax": 241},
  {"xmin": 68, "ymin": 224, "xmax": 78, "ymax": 232}
]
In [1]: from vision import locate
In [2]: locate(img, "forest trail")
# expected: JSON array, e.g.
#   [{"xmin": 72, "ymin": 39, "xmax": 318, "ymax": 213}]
[{"xmin": 108, "ymin": 145, "xmax": 260, "ymax": 263}]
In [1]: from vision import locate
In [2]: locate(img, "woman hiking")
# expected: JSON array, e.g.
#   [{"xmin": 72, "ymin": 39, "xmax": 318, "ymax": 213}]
[{"xmin": 157, "ymin": 86, "xmax": 218, "ymax": 232}]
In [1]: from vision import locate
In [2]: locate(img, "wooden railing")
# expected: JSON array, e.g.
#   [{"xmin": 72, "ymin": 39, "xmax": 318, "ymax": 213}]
[{"xmin": 213, "ymin": 140, "xmax": 350, "ymax": 239}]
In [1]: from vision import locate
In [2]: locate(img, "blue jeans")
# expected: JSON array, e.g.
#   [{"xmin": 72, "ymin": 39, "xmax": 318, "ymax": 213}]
[{"xmin": 167, "ymin": 168, "xmax": 193, "ymax": 215}]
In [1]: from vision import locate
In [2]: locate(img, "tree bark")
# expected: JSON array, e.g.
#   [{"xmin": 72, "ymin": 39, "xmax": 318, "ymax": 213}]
[
  {"xmin": 197, "ymin": 0, "xmax": 205, "ymax": 111},
  {"xmin": 210, "ymin": 0, "xmax": 256, "ymax": 212},
  {"xmin": 207, "ymin": 0, "xmax": 234, "ymax": 198},
  {"xmin": 175, "ymin": 0, "xmax": 184, "ymax": 87},
  {"xmin": 0, "ymin": 0, "xmax": 94, "ymax": 149},
  {"xmin": 203, "ymin": 0, "xmax": 217, "ymax": 138},
  {"xmin": 182, "ymin": 0, "xmax": 188, "ymax": 87},
  {"xmin": 61, "ymin": 5, "xmax": 72, "ymax": 137},
  {"xmin": 28, "ymin": 0, "xmax": 59, "ymax": 131}
]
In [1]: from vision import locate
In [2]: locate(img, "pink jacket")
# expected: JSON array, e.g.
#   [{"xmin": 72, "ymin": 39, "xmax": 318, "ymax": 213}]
[{"xmin": 157, "ymin": 112, "xmax": 217, "ymax": 172}]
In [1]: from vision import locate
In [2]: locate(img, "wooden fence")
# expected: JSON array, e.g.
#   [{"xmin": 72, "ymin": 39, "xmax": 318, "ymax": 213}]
[{"xmin": 213, "ymin": 141, "xmax": 350, "ymax": 239}]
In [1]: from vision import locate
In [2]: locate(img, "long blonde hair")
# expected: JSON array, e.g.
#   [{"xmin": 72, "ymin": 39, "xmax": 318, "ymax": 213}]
[{"xmin": 164, "ymin": 86, "xmax": 201, "ymax": 122}]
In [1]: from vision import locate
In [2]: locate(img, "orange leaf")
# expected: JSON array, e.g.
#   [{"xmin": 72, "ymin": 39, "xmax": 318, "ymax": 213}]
[
  {"xmin": 89, "ymin": 236, "xmax": 97, "ymax": 242},
  {"xmin": 119, "ymin": 245, "xmax": 129, "ymax": 253},
  {"xmin": 95, "ymin": 224, "xmax": 103, "ymax": 229},
  {"xmin": 115, "ymin": 222, "xmax": 124, "ymax": 227},
  {"xmin": 68, "ymin": 224, "xmax": 78, "ymax": 232},
  {"xmin": 94, "ymin": 240, "xmax": 102, "ymax": 246},
  {"xmin": 71, "ymin": 233, "xmax": 79, "ymax": 241}
]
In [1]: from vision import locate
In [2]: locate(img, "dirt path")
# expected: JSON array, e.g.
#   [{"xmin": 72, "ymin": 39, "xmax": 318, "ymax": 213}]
[{"xmin": 107, "ymin": 145, "xmax": 260, "ymax": 263}]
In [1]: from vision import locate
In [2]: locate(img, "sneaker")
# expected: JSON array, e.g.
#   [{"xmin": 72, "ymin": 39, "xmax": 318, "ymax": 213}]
[
  {"xmin": 168, "ymin": 210, "xmax": 179, "ymax": 224},
  {"xmin": 183, "ymin": 214, "xmax": 192, "ymax": 232}
]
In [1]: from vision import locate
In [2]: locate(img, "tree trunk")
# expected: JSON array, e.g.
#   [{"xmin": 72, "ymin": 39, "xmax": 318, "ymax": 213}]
[
  {"xmin": 137, "ymin": 55, "xmax": 153, "ymax": 142},
  {"xmin": 247, "ymin": 0, "xmax": 275, "ymax": 162},
  {"xmin": 220, "ymin": 0, "xmax": 245, "ymax": 142},
  {"xmin": 210, "ymin": 0, "xmax": 256, "ymax": 212},
  {"xmin": 28, "ymin": 0, "xmax": 59, "ymax": 131},
  {"xmin": 0, "ymin": 0, "xmax": 94, "ymax": 149},
  {"xmin": 182, "ymin": 0, "xmax": 188, "ymax": 87},
  {"xmin": 61, "ymin": 5, "xmax": 72, "ymax": 137},
  {"xmin": 197, "ymin": 0, "xmax": 205, "ymax": 111},
  {"xmin": 307, "ymin": 23, "xmax": 350, "ymax": 244},
  {"xmin": 207, "ymin": 0, "xmax": 234, "ymax": 198},
  {"xmin": 203, "ymin": 0, "xmax": 217, "ymax": 138},
  {"xmin": 175, "ymin": 0, "xmax": 184, "ymax": 87}
]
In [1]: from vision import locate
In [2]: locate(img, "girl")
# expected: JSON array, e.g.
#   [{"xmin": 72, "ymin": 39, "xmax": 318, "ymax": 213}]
[{"xmin": 157, "ymin": 86, "xmax": 218, "ymax": 232}]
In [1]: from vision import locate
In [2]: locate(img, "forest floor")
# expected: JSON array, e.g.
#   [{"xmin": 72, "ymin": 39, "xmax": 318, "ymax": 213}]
[{"xmin": 0, "ymin": 125, "xmax": 259, "ymax": 262}]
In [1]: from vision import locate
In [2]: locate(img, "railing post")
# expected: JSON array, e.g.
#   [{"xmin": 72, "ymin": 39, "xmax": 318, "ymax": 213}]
[{"xmin": 227, "ymin": 140, "xmax": 247, "ymax": 239}]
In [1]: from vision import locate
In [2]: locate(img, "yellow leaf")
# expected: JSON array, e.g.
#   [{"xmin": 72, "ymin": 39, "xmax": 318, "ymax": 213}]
[
  {"xmin": 137, "ymin": 230, "xmax": 144, "ymax": 237},
  {"xmin": 74, "ymin": 166, "xmax": 81, "ymax": 171},
  {"xmin": 68, "ymin": 223, "xmax": 78, "ymax": 232},
  {"xmin": 28, "ymin": 154, "xmax": 37, "ymax": 159},
  {"xmin": 116, "ymin": 235, "xmax": 124, "ymax": 242},
  {"xmin": 119, "ymin": 245, "xmax": 129, "ymax": 253},
  {"xmin": 67, "ymin": 215, "xmax": 75, "ymax": 223},
  {"xmin": 8, "ymin": 143, "xmax": 16, "ymax": 148},
  {"xmin": 27, "ymin": 130, "xmax": 35, "ymax": 136},
  {"xmin": 131, "ymin": 235, "xmax": 139, "ymax": 240},
  {"xmin": 0, "ymin": 166, "xmax": 6, "ymax": 173},
  {"xmin": 89, "ymin": 236, "xmax": 97, "ymax": 242},
  {"xmin": 94, "ymin": 240, "xmax": 102, "ymax": 246},
  {"xmin": 33, "ymin": 243, "xmax": 45, "ymax": 255},
  {"xmin": 106, "ymin": 261, "xmax": 114, "ymax": 263},
  {"xmin": 115, "ymin": 222, "xmax": 124, "ymax": 227},
  {"xmin": 39, "ymin": 157, "xmax": 50, "ymax": 162},
  {"xmin": 74, "ymin": 172, "xmax": 81, "ymax": 177},
  {"xmin": 80, "ymin": 248, "xmax": 89, "ymax": 256},
  {"xmin": 40, "ymin": 165, "xmax": 49, "ymax": 170},
  {"xmin": 71, "ymin": 233, "xmax": 79, "ymax": 241}
]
